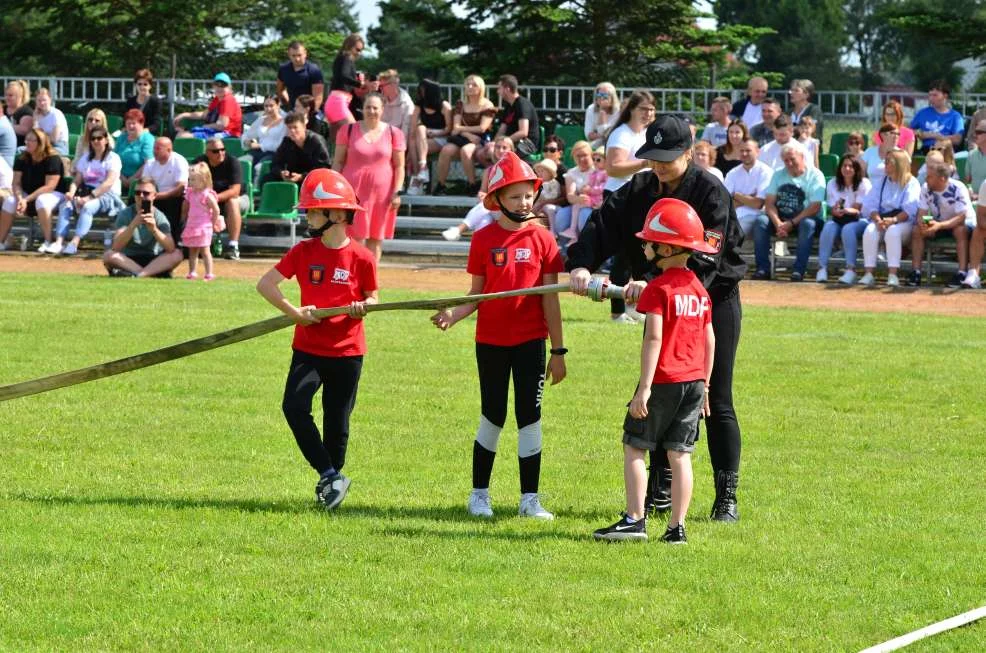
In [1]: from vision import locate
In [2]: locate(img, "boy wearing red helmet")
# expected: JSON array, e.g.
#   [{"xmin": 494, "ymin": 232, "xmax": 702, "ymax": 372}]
[
  {"xmin": 256, "ymin": 168, "xmax": 378, "ymax": 510},
  {"xmin": 431, "ymin": 151, "xmax": 566, "ymax": 520},
  {"xmin": 593, "ymin": 198, "xmax": 716, "ymax": 543}
]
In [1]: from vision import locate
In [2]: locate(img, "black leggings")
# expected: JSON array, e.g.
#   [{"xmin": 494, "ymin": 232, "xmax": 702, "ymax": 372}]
[
  {"xmin": 601, "ymin": 189, "xmax": 631, "ymax": 315},
  {"xmin": 476, "ymin": 339, "xmax": 546, "ymax": 429},
  {"xmin": 281, "ymin": 349, "xmax": 363, "ymax": 475}
]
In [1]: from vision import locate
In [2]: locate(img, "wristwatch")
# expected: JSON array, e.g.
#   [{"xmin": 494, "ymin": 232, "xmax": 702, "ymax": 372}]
[{"xmin": 550, "ymin": 347, "xmax": 568, "ymax": 356}]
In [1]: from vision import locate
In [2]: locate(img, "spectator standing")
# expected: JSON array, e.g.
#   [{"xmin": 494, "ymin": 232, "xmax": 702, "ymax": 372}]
[
  {"xmin": 270, "ymin": 112, "xmax": 331, "ymax": 187},
  {"xmin": 788, "ymin": 79, "xmax": 824, "ymax": 145},
  {"xmin": 749, "ymin": 98, "xmax": 780, "ymax": 147},
  {"xmin": 325, "ymin": 33, "xmax": 365, "ymax": 141},
  {"xmin": 908, "ymin": 161, "xmax": 975, "ymax": 288},
  {"xmin": 4, "ymin": 80, "xmax": 33, "ymax": 147},
  {"xmin": 723, "ymin": 138, "xmax": 773, "ymax": 238},
  {"xmin": 51, "ymin": 126, "xmax": 124, "ymax": 256},
  {"xmin": 0, "ymin": 101, "xmax": 16, "ymax": 167},
  {"xmin": 715, "ymin": 119, "xmax": 748, "ymax": 176},
  {"xmin": 701, "ymin": 96, "xmax": 732, "ymax": 147},
  {"xmin": 174, "ymin": 73, "xmax": 243, "ymax": 139},
  {"xmin": 32, "ymin": 88, "xmax": 69, "ymax": 156},
  {"xmin": 817, "ymin": 155, "xmax": 872, "ymax": 283},
  {"xmin": 585, "ymin": 82, "xmax": 620, "ymax": 147},
  {"xmin": 409, "ymin": 80, "xmax": 452, "ymax": 194},
  {"xmin": 378, "ymin": 69, "xmax": 416, "ymax": 145},
  {"xmin": 795, "ymin": 116, "xmax": 821, "ymax": 169},
  {"xmin": 874, "ymin": 100, "xmax": 915, "ymax": 156},
  {"xmin": 965, "ymin": 119, "xmax": 986, "ymax": 198},
  {"xmin": 489, "ymin": 75, "xmax": 540, "ymax": 163},
  {"xmin": 138, "ymin": 137, "xmax": 188, "ymax": 234},
  {"xmin": 753, "ymin": 143, "xmax": 825, "ymax": 281},
  {"xmin": 910, "ymin": 80, "xmax": 964, "ymax": 154},
  {"xmin": 0, "ymin": 128, "xmax": 68, "ymax": 253},
  {"xmin": 333, "ymin": 93, "xmax": 406, "ymax": 262},
  {"xmin": 242, "ymin": 96, "xmax": 287, "ymax": 170},
  {"xmin": 125, "ymin": 69, "xmax": 162, "ymax": 135},
  {"xmin": 759, "ymin": 115, "xmax": 811, "ymax": 171},
  {"xmin": 102, "ymin": 177, "xmax": 183, "ymax": 277},
  {"xmin": 193, "ymin": 136, "xmax": 245, "ymax": 260},
  {"xmin": 181, "ymin": 162, "xmax": 223, "ymax": 281},
  {"xmin": 277, "ymin": 41, "xmax": 325, "ymax": 111},
  {"xmin": 433, "ymin": 74, "xmax": 496, "ymax": 196},
  {"xmin": 731, "ymin": 76, "xmax": 769, "ymax": 128},
  {"xmin": 861, "ymin": 123, "xmax": 900, "ymax": 184},
  {"xmin": 115, "ymin": 109, "xmax": 155, "ymax": 192},
  {"xmin": 858, "ymin": 150, "xmax": 920, "ymax": 287},
  {"xmin": 73, "ymin": 109, "xmax": 115, "ymax": 171}
]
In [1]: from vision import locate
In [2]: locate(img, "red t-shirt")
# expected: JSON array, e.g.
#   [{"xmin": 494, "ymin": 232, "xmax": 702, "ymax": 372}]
[
  {"xmin": 274, "ymin": 238, "xmax": 378, "ymax": 357},
  {"xmin": 208, "ymin": 94, "xmax": 243, "ymax": 137},
  {"xmin": 466, "ymin": 221, "xmax": 563, "ymax": 346},
  {"xmin": 635, "ymin": 267, "xmax": 712, "ymax": 384}
]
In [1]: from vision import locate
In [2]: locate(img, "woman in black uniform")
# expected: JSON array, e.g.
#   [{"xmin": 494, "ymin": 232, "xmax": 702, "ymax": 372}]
[{"xmin": 568, "ymin": 114, "xmax": 747, "ymax": 522}]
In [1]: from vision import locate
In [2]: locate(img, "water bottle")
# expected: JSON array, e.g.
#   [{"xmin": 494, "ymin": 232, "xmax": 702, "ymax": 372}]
[{"xmin": 211, "ymin": 234, "xmax": 223, "ymax": 257}]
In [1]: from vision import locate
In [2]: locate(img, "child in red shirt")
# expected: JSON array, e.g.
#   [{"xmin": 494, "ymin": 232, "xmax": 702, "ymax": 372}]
[
  {"xmin": 431, "ymin": 151, "xmax": 566, "ymax": 520},
  {"xmin": 593, "ymin": 198, "xmax": 716, "ymax": 544},
  {"xmin": 256, "ymin": 169, "xmax": 378, "ymax": 510}
]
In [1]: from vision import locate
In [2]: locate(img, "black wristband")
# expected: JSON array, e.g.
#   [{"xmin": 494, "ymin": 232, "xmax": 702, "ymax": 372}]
[{"xmin": 550, "ymin": 347, "xmax": 568, "ymax": 356}]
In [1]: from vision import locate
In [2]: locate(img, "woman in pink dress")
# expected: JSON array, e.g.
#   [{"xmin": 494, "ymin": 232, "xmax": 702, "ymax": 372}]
[{"xmin": 332, "ymin": 92, "xmax": 406, "ymax": 261}]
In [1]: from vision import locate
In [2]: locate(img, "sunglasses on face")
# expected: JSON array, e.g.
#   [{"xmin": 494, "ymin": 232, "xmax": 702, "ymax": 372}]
[
  {"xmin": 209, "ymin": 148, "xmax": 225, "ymax": 153},
  {"xmin": 595, "ymin": 92, "xmax": 610, "ymax": 98},
  {"xmin": 136, "ymin": 190, "xmax": 153, "ymax": 197},
  {"xmin": 976, "ymin": 130, "xmax": 986, "ymax": 135},
  {"xmin": 543, "ymin": 146, "xmax": 559, "ymax": 153},
  {"xmin": 91, "ymin": 135, "xmax": 106, "ymax": 141}
]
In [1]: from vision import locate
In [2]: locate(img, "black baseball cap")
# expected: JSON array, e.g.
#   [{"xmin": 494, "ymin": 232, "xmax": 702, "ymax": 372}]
[{"xmin": 636, "ymin": 114, "xmax": 693, "ymax": 162}]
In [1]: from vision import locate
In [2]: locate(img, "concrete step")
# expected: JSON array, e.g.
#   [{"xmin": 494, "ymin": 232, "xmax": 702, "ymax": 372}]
[{"xmin": 401, "ymin": 194, "xmax": 477, "ymax": 209}]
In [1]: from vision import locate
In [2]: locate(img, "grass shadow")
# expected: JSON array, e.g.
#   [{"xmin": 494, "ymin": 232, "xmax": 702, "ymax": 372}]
[
  {"xmin": 374, "ymin": 523, "xmax": 589, "ymax": 543},
  {"xmin": 8, "ymin": 492, "xmax": 315, "ymax": 515}
]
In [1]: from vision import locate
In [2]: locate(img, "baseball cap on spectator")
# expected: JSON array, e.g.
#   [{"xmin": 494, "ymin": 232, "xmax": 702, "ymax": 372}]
[
  {"xmin": 636, "ymin": 114, "xmax": 693, "ymax": 162},
  {"xmin": 213, "ymin": 72, "xmax": 232, "ymax": 86}
]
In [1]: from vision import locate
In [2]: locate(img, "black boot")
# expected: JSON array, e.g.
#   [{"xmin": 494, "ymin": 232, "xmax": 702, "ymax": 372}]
[
  {"xmin": 710, "ymin": 470, "xmax": 739, "ymax": 522},
  {"xmin": 644, "ymin": 465, "xmax": 672, "ymax": 515}
]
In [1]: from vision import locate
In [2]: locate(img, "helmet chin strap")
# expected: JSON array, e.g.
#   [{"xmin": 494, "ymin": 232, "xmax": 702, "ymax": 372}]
[{"xmin": 496, "ymin": 187, "xmax": 543, "ymax": 223}]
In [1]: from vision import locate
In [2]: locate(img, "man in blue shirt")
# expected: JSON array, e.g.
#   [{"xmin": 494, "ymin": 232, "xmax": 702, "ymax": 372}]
[
  {"xmin": 276, "ymin": 41, "xmax": 325, "ymax": 111},
  {"xmin": 910, "ymin": 80, "xmax": 965, "ymax": 154}
]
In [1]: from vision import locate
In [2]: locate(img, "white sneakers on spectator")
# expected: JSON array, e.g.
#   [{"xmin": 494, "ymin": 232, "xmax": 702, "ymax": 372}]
[
  {"xmin": 962, "ymin": 270, "xmax": 982, "ymax": 289},
  {"xmin": 858, "ymin": 272, "xmax": 875, "ymax": 287},
  {"xmin": 441, "ymin": 226, "xmax": 461, "ymax": 241},
  {"xmin": 518, "ymin": 493, "xmax": 553, "ymax": 520},
  {"xmin": 838, "ymin": 270, "xmax": 857, "ymax": 285},
  {"xmin": 43, "ymin": 241, "xmax": 62, "ymax": 255},
  {"xmin": 407, "ymin": 177, "xmax": 424, "ymax": 196},
  {"xmin": 815, "ymin": 269, "xmax": 828, "ymax": 283},
  {"xmin": 886, "ymin": 273, "xmax": 900, "ymax": 287},
  {"xmin": 468, "ymin": 490, "xmax": 493, "ymax": 518},
  {"xmin": 62, "ymin": 242, "xmax": 78, "ymax": 256}
]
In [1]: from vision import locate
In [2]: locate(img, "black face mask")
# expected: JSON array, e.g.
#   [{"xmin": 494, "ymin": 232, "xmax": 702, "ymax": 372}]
[
  {"xmin": 307, "ymin": 223, "xmax": 330, "ymax": 238},
  {"xmin": 644, "ymin": 243, "xmax": 688, "ymax": 264},
  {"xmin": 496, "ymin": 187, "xmax": 542, "ymax": 223}
]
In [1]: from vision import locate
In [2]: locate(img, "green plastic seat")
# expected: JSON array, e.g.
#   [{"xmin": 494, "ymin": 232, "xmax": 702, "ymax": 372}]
[
  {"xmin": 223, "ymin": 137, "xmax": 246, "ymax": 158},
  {"xmin": 255, "ymin": 159, "xmax": 272, "ymax": 197},
  {"xmin": 828, "ymin": 132, "xmax": 850, "ymax": 156},
  {"xmin": 554, "ymin": 124, "xmax": 587, "ymax": 168},
  {"xmin": 819, "ymin": 153, "xmax": 839, "ymax": 178},
  {"xmin": 65, "ymin": 113, "xmax": 84, "ymax": 136},
  {"xmin": 107, "ymin": 115, "xmax": 124, "ymax": 133},
  {"xmin": 68, "ymin": 133, "xmax": 80, "ymax": 155},
  {"xmin": 248, "ymin": 182, "xmax": 298, "ymax": 220},
  {"xmin": 239, "ymin": 157, "xmax": 253, "ymax": 206},
  {"xmin": 173, "ymin": 138, "xmax": 206, "ymax": 161},
  {"xmin": 956, "ymin": 156, "xmax": 967, "ymax": 180}
]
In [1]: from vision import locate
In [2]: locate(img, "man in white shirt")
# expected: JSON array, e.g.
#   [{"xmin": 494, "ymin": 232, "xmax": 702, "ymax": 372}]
[
  {"xmin": 731, "ymin": 76, "xmax": 768, "ymax": 129},
  {"xmin": 701, "ymin": 96, "xmax": 731, "ymax": 147},
  {"xmin": 137, "ymin": 137, "xmax": 189, "ymax": 233},
  {"xmin": 724, "ymin": 138, "xmax": 773, "ymax": 237},
  {"xmin": 758, "ymin": 115, "xmax": 811, "ymax": 171},
  {"xmin": 379, "ymin": 69, "xmax": 415, "ymax": 145},
  {"xmin": 909, "ymin": 161, "xmax": 974, "ymax": 288}
]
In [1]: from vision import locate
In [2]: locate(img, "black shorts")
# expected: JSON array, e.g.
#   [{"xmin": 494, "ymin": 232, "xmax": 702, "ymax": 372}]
[{"xmin": 622, "ymin": 380, "xmax": 704, "ymax": 453}]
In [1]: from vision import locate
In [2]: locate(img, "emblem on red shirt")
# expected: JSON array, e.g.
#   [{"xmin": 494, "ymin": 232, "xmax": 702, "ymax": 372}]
[
  {"xmin": 515, "ymin": 248, "xmax": 532, "ymax": 262},
  {"xmin": 309, "ymin": 265, "xmax": 325, "ymax": 285},
  {"xmin": 332, "ymin": 267, "xmax": 351, "ymax": 284},
  {"xmin": 491, "ymin": 248, "xmax": 507, "ymax": 267},
  {"xmin": 704, "ymin": 229, "xmax": 723, "ymax": 253}
]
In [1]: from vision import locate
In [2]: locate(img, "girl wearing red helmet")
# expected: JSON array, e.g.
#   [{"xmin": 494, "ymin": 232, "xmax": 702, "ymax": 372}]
[
  {"xmin": 430, "ymin": 151, "xmax": 567, "ymax": 520},
  {"xmin": 593, "ymin": 198, "xmax": 716, "ymax": 544},
  {"xmin": 256, "ymin": 168, "xmax": 378, "ymax": 511}
]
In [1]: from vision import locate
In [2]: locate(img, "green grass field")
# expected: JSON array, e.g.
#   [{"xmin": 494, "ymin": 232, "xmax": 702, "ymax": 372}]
[{"xmin": 1, "ymin": 271, "xmax": 985, "ymax": 651}]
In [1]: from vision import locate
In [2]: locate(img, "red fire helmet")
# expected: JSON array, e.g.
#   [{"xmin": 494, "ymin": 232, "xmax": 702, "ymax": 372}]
[
  {"xmin": 297, "ymin": 168, "xmax": 364, "ymax": 211},
  {"xmin": 634, "ymin": 198, "xmax": 717, "ymax": 253},
  {"xmin": 482, "ymin": 151, "xmax": 543, "ymax": 210}
]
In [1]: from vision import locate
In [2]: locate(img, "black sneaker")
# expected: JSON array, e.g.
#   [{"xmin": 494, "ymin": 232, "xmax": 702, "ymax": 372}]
[
  {"xmin": 947, "ymin": 271, "xmax": 967, "ymax": 289},
  {"xmin": 315, "ymin": 471, "xmax": 351, "ymax": 510},
  {"xmin": 790, "ymin": 271, "xmax": 803, "ymax": 282},
  {"xmin": 659, "ymin": 523, "xmax": 687, "ymax": 544},
  {"xmin": 432, "ymin": 183, "xmax": 447, "ymax": 196},
  {"xmin": 593, "ymin": 514, "xmax": 647, "ymax": 541},
  {"xmin": 905, "ymin": 270, "xmax": 922, "ymax": 287},
  {"xmin": 224, "ymin": 243, "xmax": 240, "ymax": 261},
  {"xmin": 752, "ymin": 269, "xmax": 770, "ymax": 280},
  {"xmin": 108, "ymin": 268, "xmax": 137, "ymax": 278}
]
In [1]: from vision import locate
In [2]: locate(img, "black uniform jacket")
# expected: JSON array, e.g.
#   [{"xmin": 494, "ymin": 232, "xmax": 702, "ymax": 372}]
[{"xmin": 566, "ymin": 163, "xmax": 746, "ymax": 304}]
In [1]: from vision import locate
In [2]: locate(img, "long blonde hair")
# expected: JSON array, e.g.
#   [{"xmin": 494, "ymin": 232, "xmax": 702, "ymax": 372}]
[
  {"xmin": 885, "ymin": 149, "xmax": 912, "ymax": 186},
  {"xmin": 595, "ymin": 82, "xmax": 620, "ymax": 115},
  {"xmin": 23, "ymin": 127, "xmax": 58, "ymax": 163},
  {"xmin": 75, "ymin": 108, "xmax": 115, "ymax": 162},
  {"xmin": 464, "ymin": 74, "xmax": 486, "ymax": 104},
  {"xmin": 188, "ymin": 162, "xmax": 213, "ymax": 191},
  {"xmin": 5, "ymin": 80, "xmax": 30, "ymax": 109}
]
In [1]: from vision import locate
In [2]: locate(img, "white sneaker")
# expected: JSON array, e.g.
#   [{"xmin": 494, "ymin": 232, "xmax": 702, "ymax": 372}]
[
  {"xmin": 0, "ymin": 242, "xmax": 6, "ymax": 252},
  {"xmin": 468, "ymin": 490, "xmax": 493, "ymax": 518},
  {"xmin": 44, "ymin": 241, "xmax": 62, "ymax": 255},
  {"xmin": 37, "ymin": 241, "xmax": 53, "ymax": 254},
  {"xmin": 518, "ymin": 493, "xmax": 554, "ymax": 520},
  {"xmin": 624, "ymin": 306, "xmax": 645, "ymax": 322},
  {"xmin": 611, "ymin": 313, "xmax": 638, "ymax": 324},
  {"xmin": 858, "ymin": 272, "xmax": 875, "ymax": 287},
  {"xmin": 441, "ymin": 226, "xmax": 461, "ymax": 241},
  {"xmin": 62, "ymin": 242, "xmax": 78, "ymax": 256},
  {"xmin": 416, "ymin": 168, "xmax": 430, "ymax": 184},
  {"xmin": 886, "ymin": 273, "xmax": 900, "ymax": 287},
  {"xmin": 815, "ymin": 269, "xmax": 828, "ymax": 283},
  {"xmin": 103, "ymin": 237, "xmax": 112, "ymax": 249},
  {"xmin": 406, "ymin": 178, "xmax": 423, "ymax": 196},
  {"xmin": 962, "ymin": 271, "xmax": 982, "ymax": 289},
  {"xmin": 838, "ymin": 270, "xmax": 857, "ymax": 285}
]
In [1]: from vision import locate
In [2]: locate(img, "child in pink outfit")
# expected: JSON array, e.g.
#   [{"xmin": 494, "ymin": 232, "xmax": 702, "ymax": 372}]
[
  {"xmin": 182, "ymin": 162, "xmax": 223, "ymax": 280},
  {"xmin": 587, "ymin": 146, "xmax": 608, "ymax": 209}
]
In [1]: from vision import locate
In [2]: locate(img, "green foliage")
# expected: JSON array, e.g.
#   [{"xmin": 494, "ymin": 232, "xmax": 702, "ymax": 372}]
[
  {"xmin": 219, "ymin": 33, "xmax": 345, "ymax": 82},
  {"xmin": 843, "ymin": 0, "xmax": 905, "ymax": 89},
  {"xmin": 368, "ymin": 0, "xmax": 466, "ymax": 83}
]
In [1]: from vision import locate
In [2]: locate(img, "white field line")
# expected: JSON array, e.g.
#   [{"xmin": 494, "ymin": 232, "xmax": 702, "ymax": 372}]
[{"xmin": 859, "ymin": 605, "xmax": 986, "ymax": 653}]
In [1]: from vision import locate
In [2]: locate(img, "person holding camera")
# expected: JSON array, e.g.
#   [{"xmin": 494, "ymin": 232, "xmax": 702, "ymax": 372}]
[{"xmin": 102, "ymin": 177, "xmax": 182, "ymax": 278}]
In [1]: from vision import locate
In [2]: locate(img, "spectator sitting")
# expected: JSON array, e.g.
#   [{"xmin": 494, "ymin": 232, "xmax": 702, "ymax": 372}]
[
  {"xmin": 269, "ymin": 111, "xmax": 331, "ymax": 187},
  {"xmin": 409, "ymin": 79, "xmax": 452, "ymax": 194},
  {"xmin": 50, "ymin": 126, "xmax": 125, "ymax": 256},
  {"xmin": 908, "ymin": 160, "xmax": 975, "ymax": 288},
  {"xmin": 965, "ymin": 119, "xmax": 986, "ymax": 198},
  {"xmin": 858, "ymin": 149, "xmax": 920, "ymax": 287},
  {"xmin": 753, "ymin": 143, "xmax": 826, "ymax": 281},
  {"xmin": 483, "ymin": 74, "xmax": 540, "ymax": 165},
  {"xmin": 715, "ymin": 119, "xmax": 747, "ymax": 176},
  {"xmin": 731, "ymin": 76, "xmax": 769, "ymax": 128},
  {"xmin": 701, "ymin": 96, "xmax": 732, "ymax": 148},
  {"xmin": 861, "ymin": 123, "xmax": 900, "ymax": 184},
  {"xmin": 73, "ymin": 109, "xmax": 115, "ymax": 172},
  {"xmin": 242, "ymin": 95, "xmax": 287, "ymax": 170},
  {"xmin": 749, "ymin": 97, "xmax": 780, "ymax": 147},
  {"xmin": 137, "ymin": 137, "xmax": 188, "ymax": 236},
  {"xmin": 874, "ymin": 100, "xmax": 915, "ymax": 157},
  {"xmin": 432, "ymin": 74, "xmax": 496, "ymax": 196},
  {"xmin": 964, "ymin": 174, "xmax": 986, "ymax": 288},
  {"xmin": 723, "ymin": 138, "xmax": 773, "ymax": 238},
  {"xmin": 174, "ymin": 73, "xmax": 243, "ymax": 139},
  {"xmin": 378, "ymin": 69, "xmax": 416, "ymax": 148},
  {"xmin": 116, "ymin": 109, "xmax": 155, "ymax": 193},
  {"xmin": 759, "ymin": 115, "xmax": 810, "ymax": 171},
  {"xmin": 552, "ymin": 141, "xmax": 599, "ymax": 245},
  {"xmin": 441, "ymin": 136, "xmax": 514, "ymax": 241},
  {"xmin": 918, "ymin": 141, "xmax": 958, "ymax": 184},
  {"xmin": 325, "ymin": 33, "xmax": 365, "ymax": 141},
  {"xmin": 910, "ymin": 79, "xmax": 964, "ymax": 154},
  {"xmin": 32, "ymin": 88, "xmax": 69, "ymax": 156},
  {"xmin": 963, "ymin": 106, "xmax": 986, "ymax": 151},
  {"xmin": 294, "ymin": 94, "xmax": 330, "ymax": 142},
  {"xmin": 584, "ymin": 82, "xmax": 619, "ymax": 148},
  {"xmin": 844, "ymin": 131, "xmax": 866, "ymax": 158},
  {"xmin": 692, "ymin": 140, "xmax": 723, "ymax": 182},
  {"xmin": 0, "ymin": 128, "xmax": 69, "ymax": 253},
  {"xmin": 532, "ymin": 158, "xmax": 561, "ymax": 228},
  {"xmin": 788, "ymin": 79, "xmax": 824, "ymax": 144},
  {"xmin": 794, "ymin": 115, "xmax": 821, "ymax": 169},
  {"xmin": 0, "ymin": 153, "xmax": 12, "ymax": 209},
  {"xmin": 277, "ymin": 40, "xmax": 325, "ymax": 111},
  {"xmin": 102, "ymin": 177, "xmax": 183, "ymax": 277},
  {"xmin": 817, "ymin": 154, "xmax": 872, "ymax": 283},
  {"xmin": 541, "ymin": 134, "xmax": 568, "ymax": 176},
  {"xmin": 193, "ymin": 136, "xmax": 246, "ymax": 260},
  {"xmin": 125, "ymin": 68, "xmax": 162, "ymax": 135},
  {"xmin": 0, "ymin": 99, "xmax": 16, "ymax": 167},
  {"xmin": 4, "ymin": 80, "xmax": 33, "ymax": 147}
]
